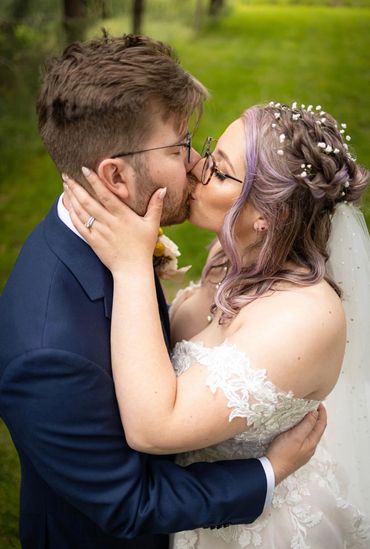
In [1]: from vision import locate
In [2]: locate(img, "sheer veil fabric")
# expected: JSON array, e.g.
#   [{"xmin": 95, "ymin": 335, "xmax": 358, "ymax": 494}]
[{"xmin": 325, "ymin": 203, "xmax": 370, "ymax": 519}]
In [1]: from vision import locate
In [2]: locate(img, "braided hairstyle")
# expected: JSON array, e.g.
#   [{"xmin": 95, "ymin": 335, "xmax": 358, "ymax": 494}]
[{"xmin": 203, "ymin": 103, "xmax": 369, "ymax": 323}]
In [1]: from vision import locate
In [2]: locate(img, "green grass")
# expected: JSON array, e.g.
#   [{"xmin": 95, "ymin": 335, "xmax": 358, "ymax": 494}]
[{"xmin": 0, "ymin": 4, "xmax": 369, "ymax": 547}]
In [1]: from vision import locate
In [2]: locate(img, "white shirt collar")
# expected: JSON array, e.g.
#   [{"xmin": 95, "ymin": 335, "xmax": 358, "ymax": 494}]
[{"xmin": 57, "ymin": 193, "xmax": 87, "ymax": 243}]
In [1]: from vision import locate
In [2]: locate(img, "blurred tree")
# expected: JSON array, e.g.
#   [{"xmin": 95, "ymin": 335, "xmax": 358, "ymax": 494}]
[
  {"xmin": 100, "ymin": 0, "xmax": 109, "ymax": 19},
  {"xmin": 63, "ymin": 0, "xmax": 87, "ymax": 43},
  {"xmin": 194, "ymin": 0, "xmax": 203, "ymax": 31},
  {"xmin": 209, "ymin": 0, "xmax": 224, "ymax": 16},
  {"xmin": 132, "ymin": 0, "xmax": 145, "ymax": 34},
  {"xmin": 10, "ymin": 0, "xmax": 31, "ymax": 21}
]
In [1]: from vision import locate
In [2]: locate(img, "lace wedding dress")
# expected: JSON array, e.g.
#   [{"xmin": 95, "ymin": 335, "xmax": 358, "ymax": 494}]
[{"xmin": 170, "ymin": 339, "xmax": 370, "ymax": 549}]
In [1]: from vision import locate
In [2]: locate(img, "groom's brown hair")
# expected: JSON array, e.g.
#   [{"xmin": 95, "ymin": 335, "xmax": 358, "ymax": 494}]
[{"xmin": 37, "ymin": 33, "xmax": 207, "ymax": 183}]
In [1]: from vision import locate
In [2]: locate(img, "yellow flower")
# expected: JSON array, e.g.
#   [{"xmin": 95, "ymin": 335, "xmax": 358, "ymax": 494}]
[{"xmin": 154, "ymin": 241, "xmax": 166, "ymax": 257}]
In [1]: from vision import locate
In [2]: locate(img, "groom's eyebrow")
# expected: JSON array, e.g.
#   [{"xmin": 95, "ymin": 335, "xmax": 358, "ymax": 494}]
[{"xmin": 217, "ymin": 149, "xmax": 236, "ymax": 175}]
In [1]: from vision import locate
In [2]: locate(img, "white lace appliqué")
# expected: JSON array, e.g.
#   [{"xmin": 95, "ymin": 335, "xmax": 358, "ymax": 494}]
[{"xmin": 171, "ymin": 340, "xmax": 370, "ymax": 549}]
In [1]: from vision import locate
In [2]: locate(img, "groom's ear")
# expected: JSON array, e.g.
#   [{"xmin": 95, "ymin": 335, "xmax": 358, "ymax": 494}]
[{"xmin": 96, "ymin": 158, "xmax": 132, "ymax": 201}]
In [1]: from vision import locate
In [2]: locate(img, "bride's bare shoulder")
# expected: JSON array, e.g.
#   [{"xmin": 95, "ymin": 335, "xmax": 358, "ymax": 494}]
[{"xmin": 228, "ymin": 280, "xmax": 346, "ymax": 400}]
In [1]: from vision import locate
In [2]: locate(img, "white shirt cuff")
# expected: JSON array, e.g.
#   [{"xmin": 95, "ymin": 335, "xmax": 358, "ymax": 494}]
[{"xmin": 258, "ymin": 456, "xmax": 275, "ymax": 511}]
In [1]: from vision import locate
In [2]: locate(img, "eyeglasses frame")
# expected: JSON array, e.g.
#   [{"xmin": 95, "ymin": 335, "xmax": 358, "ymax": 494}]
[
  {"xmin": 200, "ymin": 136, "xmax": 244, "ymax": 186},
  {"xmin": 110, "ymin": 132, "xmax": 193, "ymax": 164}
]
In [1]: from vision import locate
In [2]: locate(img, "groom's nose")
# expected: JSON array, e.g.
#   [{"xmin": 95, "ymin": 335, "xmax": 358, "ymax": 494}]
[{"xmin": 185, "ymin": 147, "xmax": 201, "ymax": 173}]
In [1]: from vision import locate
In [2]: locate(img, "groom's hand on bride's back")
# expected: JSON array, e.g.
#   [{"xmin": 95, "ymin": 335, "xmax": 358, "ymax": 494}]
[{"xmin": 266, "ymin": 404, "xmax": 327, "ymax": 485}]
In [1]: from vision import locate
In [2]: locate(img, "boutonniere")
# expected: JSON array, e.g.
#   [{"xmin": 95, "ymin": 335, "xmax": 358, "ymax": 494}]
[{"xmin": 153, "ymin": 228, "xmax": 191, "ymax": 281}]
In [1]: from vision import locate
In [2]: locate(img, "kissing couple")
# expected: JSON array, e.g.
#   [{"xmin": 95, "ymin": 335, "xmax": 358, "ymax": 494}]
[{"xmin": 1, "ymin": 33, "xmax": 370, "ymax": 549}]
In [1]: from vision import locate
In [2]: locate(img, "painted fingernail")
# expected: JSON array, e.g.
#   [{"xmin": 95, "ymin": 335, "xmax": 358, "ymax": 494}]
[
  {"xmin": 82, "ymin": 166, "xmax": 91, "ymax": 177},
  {"xmin": 158, "ymin": 187, "xmax": 167, "ymax": 199}
]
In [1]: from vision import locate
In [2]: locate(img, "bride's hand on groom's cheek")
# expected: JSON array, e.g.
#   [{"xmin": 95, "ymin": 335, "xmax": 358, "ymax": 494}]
[{"xmin": 62, "ymin": 168, "xmax": 167, "ymax": 275}]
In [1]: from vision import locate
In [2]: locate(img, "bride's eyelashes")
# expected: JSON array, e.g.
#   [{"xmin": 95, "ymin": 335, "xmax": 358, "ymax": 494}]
[{"xmin": 214, "ymin": 169, "xmax": 228, "ymax": 181}]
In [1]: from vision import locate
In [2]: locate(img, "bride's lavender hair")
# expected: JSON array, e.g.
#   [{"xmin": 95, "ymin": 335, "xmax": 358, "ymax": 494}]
[{"xmin": 202, "ymin": 104, "xmax": 369, "ymax": 323}]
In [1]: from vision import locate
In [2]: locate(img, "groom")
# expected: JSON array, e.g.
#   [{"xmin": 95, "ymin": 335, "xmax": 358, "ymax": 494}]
[{"xmin": 0, "ymin": 34, "xmax": 326, "ymax": 549}]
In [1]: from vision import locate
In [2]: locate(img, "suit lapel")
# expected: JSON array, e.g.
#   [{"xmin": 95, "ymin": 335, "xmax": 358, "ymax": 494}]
[{"xmin": 44, "ymin": 200, "xmax": 171, "ymax": 350}]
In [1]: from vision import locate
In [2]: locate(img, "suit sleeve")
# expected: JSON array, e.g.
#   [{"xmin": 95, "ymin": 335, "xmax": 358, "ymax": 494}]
[{"xmin": 0, "ymin": 348, "xmax": 267, "ymax": 539}]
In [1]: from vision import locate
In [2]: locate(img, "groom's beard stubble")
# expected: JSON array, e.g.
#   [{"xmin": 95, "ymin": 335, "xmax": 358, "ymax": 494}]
[{"xmin": 132, "ymin": 162, "xmax": 193, "ymax": 227}]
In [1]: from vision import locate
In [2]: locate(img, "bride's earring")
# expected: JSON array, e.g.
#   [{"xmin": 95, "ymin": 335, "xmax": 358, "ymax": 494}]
[{"xmin": 254, "ymin": 220, "xmax": 268, "ymax": 233}]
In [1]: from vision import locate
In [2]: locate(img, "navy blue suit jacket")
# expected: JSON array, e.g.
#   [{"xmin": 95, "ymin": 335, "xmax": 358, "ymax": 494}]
[{"xmin": 0, "ymin": 201, "xmax": 267, "ymax": 549}]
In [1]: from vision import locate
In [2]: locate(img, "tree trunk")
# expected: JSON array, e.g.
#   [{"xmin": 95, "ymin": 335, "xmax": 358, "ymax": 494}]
[
  {"xmin": 11, "ymin": 0, "xmax": 31, "ymax": 22},
  {"xmin": 194, "ymin": 0, "xmax": 203, "ymax": 31},
  {"xmin": 209, "ymin": 0, "xmax": 224, "ymax": 16},
  {"xmin": 101, "ymin": 0, "xmax": 109, "ymax": 19},
  {"xmin": 63, "ymin": 0, "xmax": 87, "ymax": 44},
  {"xmin": 132, "ymin": 0, "xmax": 145, "ymax": 35}
]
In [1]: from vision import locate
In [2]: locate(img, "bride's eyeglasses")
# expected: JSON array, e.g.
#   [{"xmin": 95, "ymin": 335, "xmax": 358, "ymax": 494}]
[
  {"xmin": 111, "ymin": 132, "xmax": 192, "ymax": 163},
  {"xmin": 200, "ymin": 136, "xmax": 244, "ymax": 186}
]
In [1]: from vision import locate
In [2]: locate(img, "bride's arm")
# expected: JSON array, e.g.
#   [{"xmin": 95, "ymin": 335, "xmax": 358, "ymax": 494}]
[{"xmin": 64, "ymin": 173, "xmax": 327, "ymax": 458}]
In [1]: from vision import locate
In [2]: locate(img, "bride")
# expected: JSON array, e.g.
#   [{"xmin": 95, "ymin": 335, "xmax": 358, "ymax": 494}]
[{"xmin": 64, "ymin": 102, "xmax": 370, "ymax": 548}]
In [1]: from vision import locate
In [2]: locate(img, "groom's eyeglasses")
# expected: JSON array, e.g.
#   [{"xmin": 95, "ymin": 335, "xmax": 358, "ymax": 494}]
[
  {"xmin": 200, "ymin": 136, "xmax": 244, "ymax": 186},
  {"xmin": 111, "ymin": 132, "xmax": 192, "ymax": 163}
]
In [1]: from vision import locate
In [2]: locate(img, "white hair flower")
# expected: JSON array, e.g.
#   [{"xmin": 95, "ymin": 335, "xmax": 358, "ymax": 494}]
[
  {"xmin": 292, "ymin": 113, "xmax": 300, "ymax": 121},
  {"xmin": 292, "ymin": 101, "xmax": 298, "ymax": 109},
  {"xmin": 277, "ymin": 149, "xmax": 284, "ymax": 156},
  {"xmin": 316, "ymin": 105, "xmax": 322, "ymax": 111},
  {"xmin": 279, "ymin": 133, "xmax": 286, "ymax": 143},
  {"xmin": 300, "ymin": 171, "xmax": 308, "ymax": 178},
  {"xmin": 346, "ymin": 135, "xmax": 351, "ymax": 141},
  {"xmin": 318, "ymin": 142, "xmax": 326, "ymax": 149}
]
